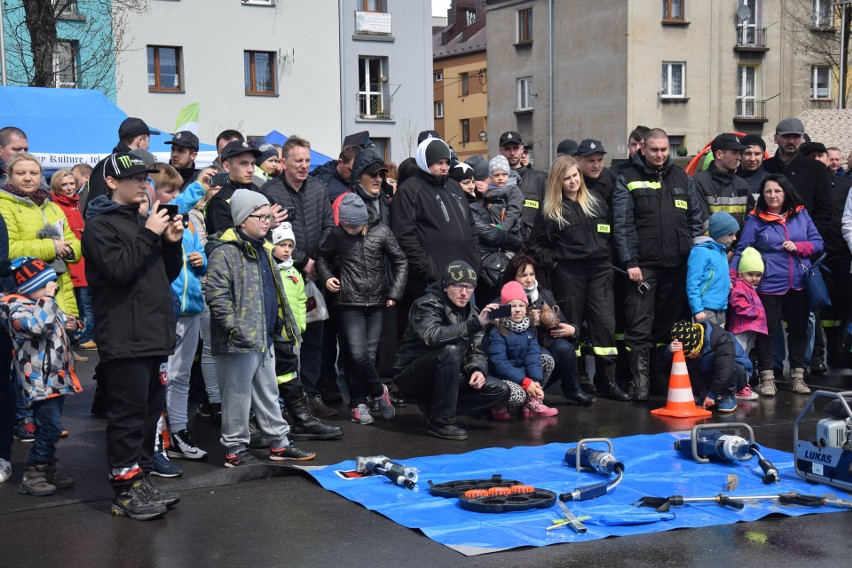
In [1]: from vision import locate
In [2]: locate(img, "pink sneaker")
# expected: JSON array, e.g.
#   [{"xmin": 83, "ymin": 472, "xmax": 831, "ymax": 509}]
[
  {"xmin": 522, "ymin": 398, "xmax": 558, "ymax": 417},
  {"xmin": 735, "ymin": 385, "xmax": 760, "ymax": 401},
  {"xmin": 490, "ymin": 405, "xmax": 511, "ymax": 421}
]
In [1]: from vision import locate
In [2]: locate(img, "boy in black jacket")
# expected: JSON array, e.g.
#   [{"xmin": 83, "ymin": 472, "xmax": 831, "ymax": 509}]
[{"xmin": 83, "ymin": 153, "xmax": 185, "ymax": 521}]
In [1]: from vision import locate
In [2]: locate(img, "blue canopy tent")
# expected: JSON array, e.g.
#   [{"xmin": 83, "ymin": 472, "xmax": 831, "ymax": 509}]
[
  {"xmin": 262, "ymin": 130, "xmax": 335, "ymax": 172},
  {"xmin": 0, "ymin": 86, "xmax": 216, "ymax": 170}
]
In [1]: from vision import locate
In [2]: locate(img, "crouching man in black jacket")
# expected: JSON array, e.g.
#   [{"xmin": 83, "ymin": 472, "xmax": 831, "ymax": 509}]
[
  {"xmin": 392, "ymin": 260, "xmax": 510, "ymax": 440},
  {"xmin": 83, "ymin": 153, "xmax": 185, "ymax": 521}
]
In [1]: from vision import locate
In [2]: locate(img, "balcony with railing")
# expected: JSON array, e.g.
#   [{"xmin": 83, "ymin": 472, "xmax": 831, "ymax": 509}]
[
  {"xmin": 735, "ymin": 25, "xmax": 768, "ymax": 52},
  {"xmin": 357, "ymin": 87, "xmax": 392, "ymax": 120},
  {"xmin": 733, "ymin": 99, "xmax": 767, "ymax": 123}
]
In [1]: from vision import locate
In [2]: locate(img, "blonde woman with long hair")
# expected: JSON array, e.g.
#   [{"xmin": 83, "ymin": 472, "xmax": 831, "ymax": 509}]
[{"xmin": 528, "ymin": 155, "xmax": 629, "ymax": 401}]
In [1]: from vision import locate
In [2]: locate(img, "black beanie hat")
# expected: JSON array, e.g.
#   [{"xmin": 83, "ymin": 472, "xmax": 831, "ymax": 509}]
[
  {"xmin": 449, "ymin": 162, "xmax": 475, "ymax": 182},
  {"xmin": 425, "ymin": 139, "xmax": 451, "ymax": 167},
  {"xmin": 442, "ymin": 260, "xmax": 477, "ymax": 288},
  {"xmin": 739, "ymin": 134, "xmax": 766, "ymax": 153}
]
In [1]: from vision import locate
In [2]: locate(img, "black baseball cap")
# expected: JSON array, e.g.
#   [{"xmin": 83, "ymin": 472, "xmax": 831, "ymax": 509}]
[
  {"xmin": 499, "ymin": 131, "xmax": 525, "ymax": 147},
  {"xmin": 118, "ymin": 117, "xmax": 160, "ymax": 139},
  {"xmin": 711, "ymin": 133, "xmax": 747, "ymax": 153},
  {"xmin": 576, "ymin": 139, "xmax": 607, "ymax": 156},
  {"xmin": 165, "ymin": 130, "xmax": 200, "ymax": 150},
  {"xmin": 220, "ymin": 140, "xmax": 262, "ymax": 162},
  {"xmin": 104, "ymin": 152, "xmax": 158, "ymax": 179},
  {"xmin": 556, "ymin": 138, "xmax": 579, "ymax": 155}
]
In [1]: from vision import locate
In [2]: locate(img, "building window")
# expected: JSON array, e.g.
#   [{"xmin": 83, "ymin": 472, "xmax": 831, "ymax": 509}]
[
  {"xmin": 813, "ymin": 0, "xmax": 832, "ymax": 28},
  {"xmin": 668, "ymin": 135, "xmax": 685, "ymax": 156},
  {"xmin": 53, "ymin": 1, "xmax": 78, "ymax": 16},
  {"xmin": 244, "ymin": 51, "xmax": 276, "ymax": 95},
  {"xmin": 362, "ymin": 0, "xmax": 384, "ymax": 12},
  {"xmin": 662, "ymin": 0, "xmax": 685, "ymax": 21},
  {"xmin": 517, "ymin": 8, "xmax": 533, "ymax": 44},
  {"xmin": 147, "ymin": 46, "xmax": 182, "ymax": 92},
  {"xmin": 241, "ymin": 0, "xmax": 276, "ymax": 6},
  {"xmin": 435, "ymin": 101, "xmax": 444, "ymax": 119},
  {"xmin": 811, "ymin": 65, "xmax": 832, "ymax": 99},
  {"xmin": 434, "ymin": 70, "xmax": 443, "ymax": 82},
  {"xmin": 737, "ymin": 0, "xmax": 759, "ymax": 45},
  {"xmin": 459, "ymin": 72, "xmax": 469, "ymax": 97},
  {"xmin": 465, "ymin": 9, "xmax": 477, "ymax": 26},
  {"xmin": 661, "ymin": 62, "xmax": 685, "ymax": 97},
  {"xmin": 517, "ymin": 77, "xmax": 533, "ymax": 111},
  {"xmin": 461, "ymin": 119, "xmax": 470, "ymax": 143},
  {"xmin": 737, "ymin": 65, "xmax": 758, "ymax": 116},
  {"xmin": 358, "ymin": 56, "xmax": 389, "ymax": 118},
  {"xmin": 53, "ymin": 40, "xmax": 77, "ymax": 88}
]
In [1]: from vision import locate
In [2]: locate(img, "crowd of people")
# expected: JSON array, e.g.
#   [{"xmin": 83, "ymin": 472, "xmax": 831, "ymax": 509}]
[{"xmin": 0, "ymin": 114, "xmax": 849, "ymax": 521}]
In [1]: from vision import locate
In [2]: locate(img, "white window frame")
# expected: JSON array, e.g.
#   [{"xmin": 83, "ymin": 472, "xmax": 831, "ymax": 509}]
[
  {"xmin": 53, "ymin": 1, "xmax": 79, "ymax": 16},
  {"xmin": 811, "ymin": 65, "xmax": 832, "ymax": 99},
  {"xmin": 241, "ymin": 0, "xmax": 276, "ymax": 6},
  {"xmin": 358, "ymin": 56, "xmax": 387, "ymax": 118},
  {"xmin": 661, "ymin": 61, "xmax": 686, "ymax": 98},
  {"xmin": 53, "ymin": 40, "xmax": 77, "ymax": 88},
  {"xmin": 435, "ymin": 101, "xmax": 444, "ymax": 119},
  {"xmin": 737, "ymin": 0, "xmax": 759, "ymax": 44},
  {"xmin": 813, "ymin": 0, "xmax": 832, "ymax": 28},
  {"xmin": 737, "ymin": 64, "xmax": 758, "ymax": 116},
  {"xmin": 434, "ymin": 70, "xmax": 443, "ymax": 82},
  {"xmin": 517, "ymin": 77, "xmax": 533, "ymax": 111}
]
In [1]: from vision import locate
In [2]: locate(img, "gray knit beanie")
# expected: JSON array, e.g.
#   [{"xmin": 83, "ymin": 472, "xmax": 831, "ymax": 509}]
[
  {"xmin": 338, "ymin": 192, "xmax": 369, "ymax": 226},
  {"xmin": 230, "ymin": 188, "xmax": 271, "ymax": 226}
]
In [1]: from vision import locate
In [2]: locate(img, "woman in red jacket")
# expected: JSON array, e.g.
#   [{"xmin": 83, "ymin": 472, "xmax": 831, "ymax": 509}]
[{"xmin": 50, "ymin": 169, "xmax": 94, "ymax": 356}]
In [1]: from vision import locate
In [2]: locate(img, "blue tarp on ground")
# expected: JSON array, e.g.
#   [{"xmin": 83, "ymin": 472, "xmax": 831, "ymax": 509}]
[
  {"xmin": 308, "ymin": 432, "xmax": 848, "ymax": 556},
  {"xmin": 262, "ymin": 130, "xmax": 334, "ymax": 172}
]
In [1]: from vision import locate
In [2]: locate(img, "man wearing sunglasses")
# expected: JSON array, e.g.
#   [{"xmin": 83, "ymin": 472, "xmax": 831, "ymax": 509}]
[{"xmin": 392, "ymin": 261, "xmax": 509, "ymax": 441}]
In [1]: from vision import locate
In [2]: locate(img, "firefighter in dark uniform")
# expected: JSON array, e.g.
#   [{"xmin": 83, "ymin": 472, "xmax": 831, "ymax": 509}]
[
  {"xmin": 528, "ymin": 155, "xmax": 630, "ymax": 401},
  {"xmin": 576, "ymin": 138, "xmax": 630, "ymax": 392},
  {"xmin": 612, "ymin": 128, "xmax": 703, "ymax": 401},
  {"xmin": 690, "ymin": 133, "xmax": 752, "ymax": 231},
  {"xmin": 498, "ymin": 131, "xmax": 547, "ymax": 246}
]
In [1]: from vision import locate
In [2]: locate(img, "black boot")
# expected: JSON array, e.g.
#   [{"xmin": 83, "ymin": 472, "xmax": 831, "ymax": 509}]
[
  {"xmin": 810, "ymin": 347, "xmax": 827, "ymax": 376},
  {"xmin": 577, "ymin": 354, "xmax": 597, "ymax": 394},
  {"xmin": 629, "ymin": 349, "xmax": 651, "ymax": 402},
  {"xmin": 594, "ymin": 362, "xmax": 630, "ymax": 401},
  {"xmin": 286, "ymin": 396, "xmax": 344, "ymax": 441}
]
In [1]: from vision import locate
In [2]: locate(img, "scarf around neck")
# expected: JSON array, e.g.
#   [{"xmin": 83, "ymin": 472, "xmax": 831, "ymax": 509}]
[{"xmin": 503, "ymin": 316, "xmax": 530, "ymax": 334}]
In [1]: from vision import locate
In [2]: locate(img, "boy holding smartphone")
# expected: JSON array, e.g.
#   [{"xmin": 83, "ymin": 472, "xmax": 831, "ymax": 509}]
[{"xmin": 83, "ymin": 152, "xmax": 185, "ymax": 520}]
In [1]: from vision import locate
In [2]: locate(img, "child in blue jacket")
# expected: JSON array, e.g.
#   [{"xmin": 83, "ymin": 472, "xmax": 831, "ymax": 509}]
[
  {"xmin": 150, "ymin": 164, "xmax": 207, "ymax": 470},
  {"xmin": 487, "ymin": 281, "xmax": 557, "ymax": 419},
  {"xmin": 686, "ymin": 212, "xmax": 739, "ymax": 326}
]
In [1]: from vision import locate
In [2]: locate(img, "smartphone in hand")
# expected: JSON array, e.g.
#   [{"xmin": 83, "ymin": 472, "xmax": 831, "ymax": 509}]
[{"xmin": 488, "ymin": 304, "xmax": 514, "ymax": 321}]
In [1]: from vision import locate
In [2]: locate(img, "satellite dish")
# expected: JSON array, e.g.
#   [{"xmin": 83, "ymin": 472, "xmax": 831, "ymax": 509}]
[{"xmin": 737, "ymin": 2, "xmax": 752, "ymax": 23}]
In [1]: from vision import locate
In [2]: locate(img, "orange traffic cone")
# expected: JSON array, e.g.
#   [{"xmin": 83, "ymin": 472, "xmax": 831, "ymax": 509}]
[{"xmin": 650, "ymin": 349, "xmax": 712, "ymax": 418}]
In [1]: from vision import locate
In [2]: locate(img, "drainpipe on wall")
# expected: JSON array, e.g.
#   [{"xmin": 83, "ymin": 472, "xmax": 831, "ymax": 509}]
[
  {"xmin": 547, "ymin": 0, "xmax": 553, "ymax": 161},
  {"xmin": 339, "ymin": 0, "xmax": 345, "ymax": 145},
  {"xmin": 0, "ymin": 3, "xmax": 7, "ymax": 86}
]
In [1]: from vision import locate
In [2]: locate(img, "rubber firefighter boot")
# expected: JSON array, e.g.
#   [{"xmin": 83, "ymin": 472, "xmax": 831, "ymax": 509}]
[
  {"xmin": 594, "ymin": 361, "xmax": 630, "ymax": 401},
  {"xmin": 629, "ymin": 349, "xmax": 651, "ymax": 402},
  {"xmin": 286, "ymin": 396, "xmax": 344, "ymax": 441}
]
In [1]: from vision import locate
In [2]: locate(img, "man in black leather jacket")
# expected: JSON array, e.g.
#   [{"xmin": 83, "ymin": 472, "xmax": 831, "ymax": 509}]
[{"xmin": 392, "ymin": 261, "xmax": 510, "ymax": 441}]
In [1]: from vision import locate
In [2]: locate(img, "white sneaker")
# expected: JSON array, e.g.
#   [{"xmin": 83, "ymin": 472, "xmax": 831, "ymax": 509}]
[
  {"xmin": 0, "ymin": 458, "xmax": 11, "ymax": 483},
  {"xmin": 167, "ymin": 430, "xmax": 208, "ymax": 460}
]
